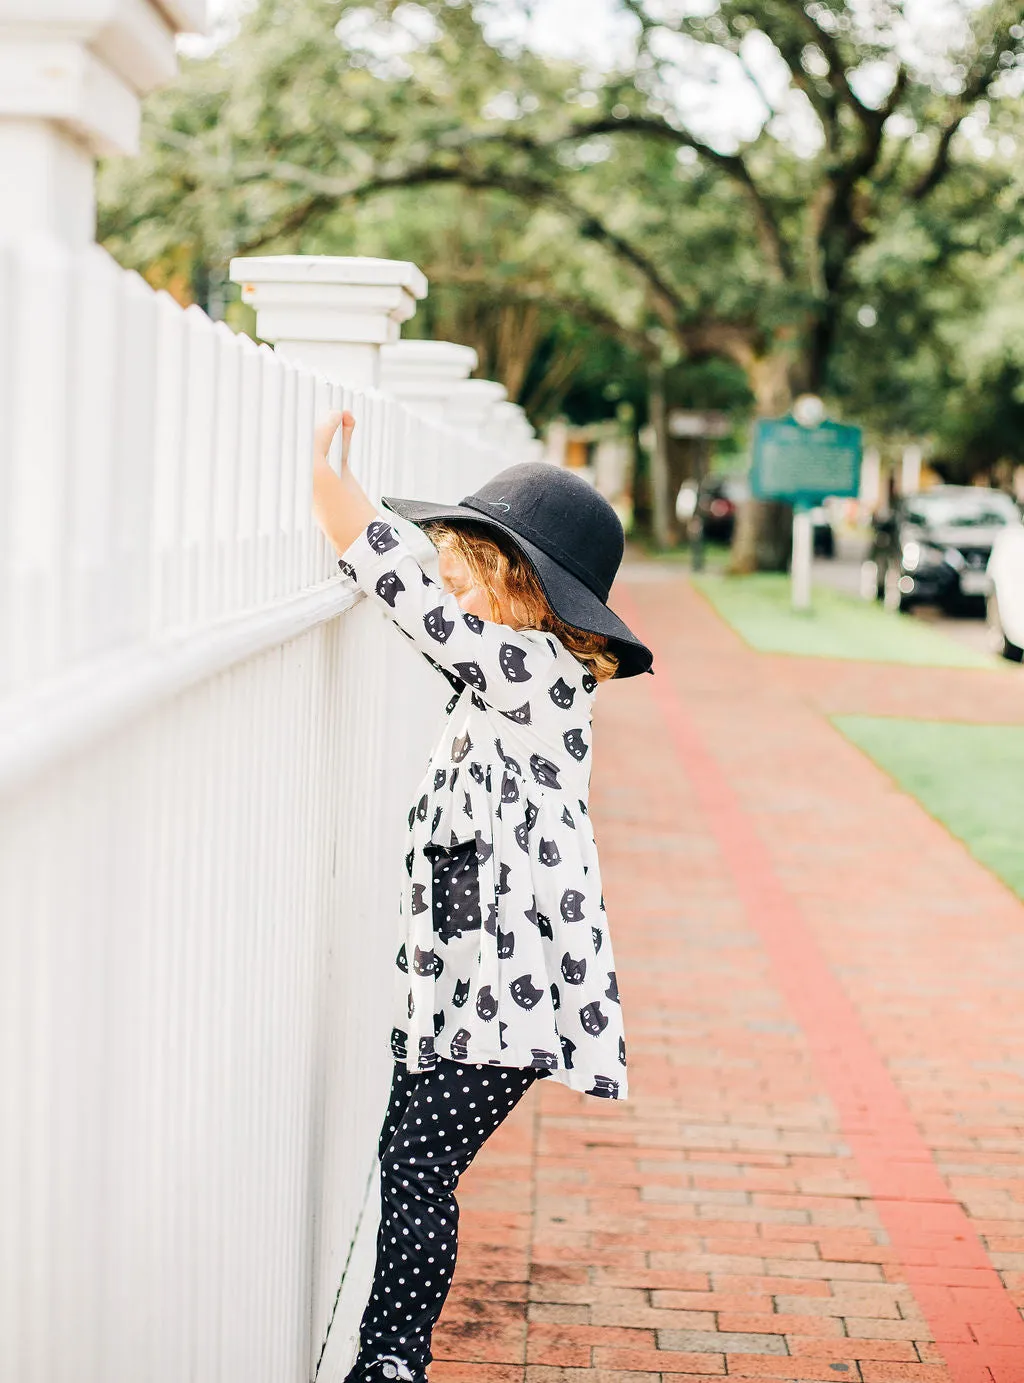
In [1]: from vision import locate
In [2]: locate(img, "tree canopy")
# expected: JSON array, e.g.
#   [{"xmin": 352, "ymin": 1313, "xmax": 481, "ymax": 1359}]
[{"xmin": 99, "ymin": 0, "xmax": 1024, "ymax": 546}]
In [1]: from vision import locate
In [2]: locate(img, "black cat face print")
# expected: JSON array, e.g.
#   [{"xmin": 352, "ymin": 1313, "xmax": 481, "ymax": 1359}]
[
  {"xmin": 549, "ymin": 677, "xmax": 576, "ymax": 708},
  {"xmin": 453, "ymin": 661, "xmax": 487, "ymax": 691},
  {"xmin": 561, "ymin": 889, "xmax": 585, "ymax": 923},
  {"xmin": 366, "ymin": 520, "xmax": 399, "ymax": 554},
  {"xmin": 341, "ymin": 517, "xmax": 626, "ymax": 1100},
  {"xmin": 588, "ymin": 1074, "xmax": 619, "ymax": 1098},
  {"xmin": 530, "ymin": 754, "xmax": 561, "ymax": 789},
  {"xmin": 509, "ymin": 974, "xmax": 544, "ymax": 1009},
  {"xmin": 413, "ymin": 945, "xmax": 442, "ymax": 977},
  {"xmin": 499, "ymin": 644, "xmax": 531, "ymax": 681},
  {"xmin": 451, "ymin": 732, "xmax": 472, "ymax": 763},
  {"xmin": 424, "ymin": 606, "xmax": 455, "ymax": 643},
  {"xmin": 494, "ymin": 739, "xmax": 521, "ymax": 775},
  {"xmin": 579, "ymin": 1001, "xmax": 609, "ymax": 1036},
  {"xmin": 537, "ymin": 838, "xmax": 561, "ymax": 867},
  {"xmin": 375, "ymin": 570, "xmax": 405, "ymax": 607},
  {"xmin": 561, "ymin": 953, "xmax": 587, "ymax": 985},
  {"xmin": 563, "ymin": 728, "xmax": 589, "ymax": 761}
]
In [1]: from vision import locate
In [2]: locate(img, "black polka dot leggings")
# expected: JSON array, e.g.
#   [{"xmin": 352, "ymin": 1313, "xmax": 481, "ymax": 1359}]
[{"xmin": 345, "ymin": 1058, "xmax": 538, "ymax": 1383}]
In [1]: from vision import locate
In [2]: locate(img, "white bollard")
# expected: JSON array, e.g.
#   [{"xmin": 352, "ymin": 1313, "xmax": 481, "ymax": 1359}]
[
  {"xmin": 379, "ymin": 339, "xmax": 478, "ymax": 421},
  {"xmin": 0, "ymin": 0, "xmax": 207, "ymax": 246},
  {"xmin": 228, "ymin": 255, "xmax": 427, "ymax": 391}
]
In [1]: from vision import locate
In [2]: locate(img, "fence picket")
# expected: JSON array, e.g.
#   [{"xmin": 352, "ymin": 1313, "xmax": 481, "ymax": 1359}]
[{"xmin": 1, "ymin": 240, "xmax": 530, "ymax": 1383}]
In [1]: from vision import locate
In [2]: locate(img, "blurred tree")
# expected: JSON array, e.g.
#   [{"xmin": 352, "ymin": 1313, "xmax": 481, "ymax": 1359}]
[
  {"xmin": 99, "ymin": 0, "xmax": 1024, "ymax": 557},
  {"xmin": 829, "ymin": 151, "xmax": 1024, "ymax": 481}
]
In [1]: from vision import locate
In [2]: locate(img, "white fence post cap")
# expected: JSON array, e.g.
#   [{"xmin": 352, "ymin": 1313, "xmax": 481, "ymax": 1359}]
[
  {"xmin": 230, "ymin": 255, "xmax": 428, "ymax": 295},
  {"xmin": 0, "ymin": 0, "xmax": 208, "ymax": 156},
  {"xmin": 230, "ymin": 255, "xmax": 427, "ymax": 348},
  {"xmin": 445, "ymin": 378, "xmax": 507, "ymax": 433},
  {"xmin": 380, "ymin": 340, "xmax": 478, "ymax": 405},
  {"xmin": 488, "ymin": 400, "xmax": 534, "ymax": 454},
  {"xmin": 229, "ymin": 255, "xmax": 428, "ymax": 390}
]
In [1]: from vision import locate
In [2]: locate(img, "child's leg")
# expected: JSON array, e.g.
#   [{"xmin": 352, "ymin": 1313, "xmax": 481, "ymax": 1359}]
[
  {"xmin": 377, "ymin": 1061, "xmax": 418, "ymax": 1162},
  {"xmin": 346, "ymin": 1059, "xmax": 537, "ymax": 1382}
]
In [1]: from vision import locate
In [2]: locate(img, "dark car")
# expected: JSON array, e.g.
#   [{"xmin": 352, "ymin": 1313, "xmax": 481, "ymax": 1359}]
[
  {"xmin": 695, "ymin": 474, "xmax": 750, "ymax": 543},
  {"xmin": 866, "ymin": 486, "xmax": 1021, "ymax": 613},
  {"xmin": 676, "ymin": 473, "xmax": 834, "ymax": 554}
]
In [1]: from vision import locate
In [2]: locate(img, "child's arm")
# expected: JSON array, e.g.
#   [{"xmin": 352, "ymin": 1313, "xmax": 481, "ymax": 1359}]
[{"xmin": 312, "ymin": 411, "xmax": 378, "ymax": 557}]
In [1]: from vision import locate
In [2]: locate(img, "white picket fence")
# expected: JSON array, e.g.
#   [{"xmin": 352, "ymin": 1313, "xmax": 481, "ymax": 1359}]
[{"xmin": 0, "ymin": 231, "xmax": 528, "ymax": 1382}]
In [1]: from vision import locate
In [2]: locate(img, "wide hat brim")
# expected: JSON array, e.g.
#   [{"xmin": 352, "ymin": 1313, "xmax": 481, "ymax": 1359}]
[{"xmin": 381, "ymin": 495, "xmax": 653, "ymax": 679}]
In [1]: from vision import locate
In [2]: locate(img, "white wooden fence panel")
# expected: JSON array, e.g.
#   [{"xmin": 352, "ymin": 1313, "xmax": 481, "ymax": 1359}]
[
  {"xmin": 0, "ymin": 248, "xmax": 13, "ymax": 690},
  {"xmin": 113, "ymin": 271, "xmax": 159, "ymax": 648},
  {"xmin": 0, "ymin": 239, "xmax": 526, "ymax": 1383}
]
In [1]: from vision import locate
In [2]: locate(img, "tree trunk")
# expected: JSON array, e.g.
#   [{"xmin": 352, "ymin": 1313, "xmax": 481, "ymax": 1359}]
[
  {"xmin": 729, "ymin": 351, "xmax": 795, "ymax": 574},
  {"xmin": 648, "ymin": 361, "xmax": 674, "ymax": 549}
]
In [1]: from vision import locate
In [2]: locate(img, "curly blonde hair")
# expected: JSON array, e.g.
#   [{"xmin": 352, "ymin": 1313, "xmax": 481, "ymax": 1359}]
[{"xmin": 427, "ymin": 521, "xmax": 620, "ymax": 683}]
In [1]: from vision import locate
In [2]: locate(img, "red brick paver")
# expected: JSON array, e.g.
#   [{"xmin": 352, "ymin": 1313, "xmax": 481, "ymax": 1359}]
[{"xmin": 433, "ymin": 568, "xmax": 1024, "ymax": 1383}]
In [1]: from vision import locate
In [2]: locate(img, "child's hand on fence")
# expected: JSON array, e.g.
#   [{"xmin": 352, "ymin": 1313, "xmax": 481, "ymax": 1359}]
[
  {"xmin": 312, "ymin": 410, "xmax": 377, "ymax": 559},
  {"xmin": 314, "ymin": 410, "xmax": 356, "ymax": 470}
]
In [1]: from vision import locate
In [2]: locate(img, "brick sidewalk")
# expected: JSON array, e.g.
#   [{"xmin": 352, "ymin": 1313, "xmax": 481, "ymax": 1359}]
[{"xmin": 431, "ymin": 568, "xmax": 1024, "ymax": 1383}]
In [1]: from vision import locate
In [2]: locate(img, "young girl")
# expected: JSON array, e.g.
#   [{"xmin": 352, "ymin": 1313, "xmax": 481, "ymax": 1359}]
[{"xmin": 312, "ymin": 411, "xmax": 653, "ymax": 1383}]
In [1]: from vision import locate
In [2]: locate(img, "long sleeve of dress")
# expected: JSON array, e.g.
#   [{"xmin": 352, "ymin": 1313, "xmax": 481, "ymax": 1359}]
[{"xmin": 339, "ymin": 517, "xmax": 568, "ymax": 720}]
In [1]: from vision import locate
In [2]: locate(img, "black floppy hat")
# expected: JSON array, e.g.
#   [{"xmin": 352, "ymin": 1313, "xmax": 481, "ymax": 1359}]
[{"xmin": 382, "ymin": 462, "xmax": 653, "ymax": 678}]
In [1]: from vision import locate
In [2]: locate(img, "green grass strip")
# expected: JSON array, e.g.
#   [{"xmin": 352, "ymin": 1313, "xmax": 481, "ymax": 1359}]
[
  {"xmin": 694, "ymin": 572, "xmax": 996, "ymax": 668},
  {"xmin": 835, "ymin": 716, "xmax": 1024, "ymax": 900}
]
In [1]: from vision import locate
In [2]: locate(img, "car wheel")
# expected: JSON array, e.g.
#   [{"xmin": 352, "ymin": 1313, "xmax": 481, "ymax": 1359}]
[
  {"xmin": 987, "ymin": 593, "xmax": 1024, "ymax": 662},
  {"xmin": 883, "ymin": 564, "xmax": 913, "ymax": 613}
]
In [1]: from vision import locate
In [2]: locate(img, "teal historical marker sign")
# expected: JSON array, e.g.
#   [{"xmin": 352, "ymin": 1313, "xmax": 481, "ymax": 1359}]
[{"xmin": 751, "ymin": 417, "xmax": 862, "ymax": 506}]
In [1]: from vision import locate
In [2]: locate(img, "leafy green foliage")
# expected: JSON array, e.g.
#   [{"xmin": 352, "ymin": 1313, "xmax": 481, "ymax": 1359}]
[{"xmin": 97, "ymin": 0, "xmax": 1024, "ymax": 512}]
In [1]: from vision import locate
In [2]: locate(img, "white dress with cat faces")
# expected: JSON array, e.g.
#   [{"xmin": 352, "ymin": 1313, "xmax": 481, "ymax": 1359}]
[{"xmin": 339, "ymin": 518, "xmax": 628, "ymax": 1101}]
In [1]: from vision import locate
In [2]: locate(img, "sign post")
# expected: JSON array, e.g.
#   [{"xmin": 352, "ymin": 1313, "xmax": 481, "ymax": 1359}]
[
  {"xmin": 791, "ymin": 506, "xmax": 813, "ymax": 611},
  {"xmin": 750, "ymin": 399, "xmax": 862, "ymax": 611}
]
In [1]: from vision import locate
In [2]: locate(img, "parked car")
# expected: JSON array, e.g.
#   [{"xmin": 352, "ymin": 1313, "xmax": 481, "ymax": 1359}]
[
  {"xmin": 987, "ymin": 522, "xmax": 1024, "ymax": 661},
  {"xmin": 674, "ymin": 474, "xmax": 750, "ymax": 542},
  {"xmin": 675, "ymin": 474, "xmax": 834, "ymax": 554},
  {"xmin": 864, "ymin": 486, "xmax": 1021, "ymax": 613}
]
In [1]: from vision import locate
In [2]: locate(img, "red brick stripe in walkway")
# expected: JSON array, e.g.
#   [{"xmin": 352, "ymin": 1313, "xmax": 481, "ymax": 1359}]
[{"xmin": 432, "ymin": 569, "xmax": 1024, "ymax": 1383}]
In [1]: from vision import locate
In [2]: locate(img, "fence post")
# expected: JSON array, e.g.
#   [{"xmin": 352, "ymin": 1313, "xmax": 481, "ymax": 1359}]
[
  {"xmin": 228, "ymin": 256, "xmax": 428, "ymax": 391},
  {"xmin": 0, "ymin": 1, "xmax": 206, "ymax": 247},
  {"xmin": 489, "ymin": 400, "xmax": 536, "ymax": 456},
  {"xmin": 379, "ymin": 340, "xmax": 478, "ymax": 421},
  {"xmin": 445, "ymin": 378, "xmax": 507, "ymax": 440}
]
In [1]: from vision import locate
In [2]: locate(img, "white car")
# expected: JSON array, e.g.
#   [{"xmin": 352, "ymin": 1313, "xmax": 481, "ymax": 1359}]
[{"xmin": 987, "ymin": 522, "xmax": 1024, "ymax": 661}]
